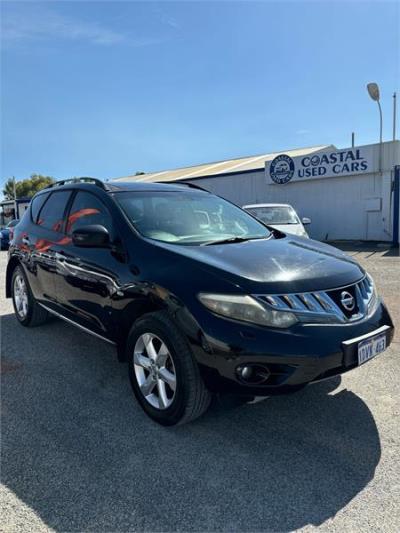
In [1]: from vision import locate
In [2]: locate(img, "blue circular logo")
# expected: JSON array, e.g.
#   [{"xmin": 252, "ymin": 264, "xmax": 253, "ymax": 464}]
[{"xmin": 269, "ymin": 154, "xmax": 295, "ymax": 184}]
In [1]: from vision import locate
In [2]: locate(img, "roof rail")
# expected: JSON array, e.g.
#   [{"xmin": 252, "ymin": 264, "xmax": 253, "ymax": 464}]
[
  {"xmin": 156, "ymin": 181, "xmax": 209, "ymax": 192},
  {"xmin": 46, "ymin": 177, "xmax": 110, "ymax": 191}
]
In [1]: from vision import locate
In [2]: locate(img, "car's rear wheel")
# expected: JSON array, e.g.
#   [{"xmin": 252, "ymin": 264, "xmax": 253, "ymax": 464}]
[
  {"xmin": 11, "ymin": 265, "xmax": 50, "ymax": 327},
  {"xmin": 127, "ymin": 311, "xmax": 211, "ymax": 425}
]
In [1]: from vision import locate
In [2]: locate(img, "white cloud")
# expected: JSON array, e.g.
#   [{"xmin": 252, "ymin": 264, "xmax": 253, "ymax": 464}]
[
  {"xmin": 2, "ymin": 6, "xmax": 161, "ymax": 47},
  {"xmin": 296, "ymin": 129, "xmax": 311, "ymax": 135}
]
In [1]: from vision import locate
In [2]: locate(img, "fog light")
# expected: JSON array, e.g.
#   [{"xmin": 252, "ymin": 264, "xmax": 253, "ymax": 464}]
[
  {"xmin": 240, "ymin": 366, "xmax": 253, "ymax": 380},
  {"xmin": 236, "ymin": 364, "xmax": 271, "ymax": 385}
]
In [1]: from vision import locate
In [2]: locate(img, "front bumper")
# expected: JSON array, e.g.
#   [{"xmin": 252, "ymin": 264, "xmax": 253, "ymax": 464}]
[{"xmin": 182, "ymin": 300, "xmax": 394, "ymax": 395}]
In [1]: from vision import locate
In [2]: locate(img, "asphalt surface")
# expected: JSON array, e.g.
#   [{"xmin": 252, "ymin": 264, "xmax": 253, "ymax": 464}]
[{"xmin": 1, "ymin": 245, "xmax": 399, "ymax": 532}]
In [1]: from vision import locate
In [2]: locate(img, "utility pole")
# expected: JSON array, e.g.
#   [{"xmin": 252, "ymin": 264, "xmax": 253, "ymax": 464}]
[
  {"xmin": 393, "ymin": 92, "xmax": 397, "ymax": 141},
  {"xmin": 13, "ymin": 176, "xmax": 18, "ymax": 219}
]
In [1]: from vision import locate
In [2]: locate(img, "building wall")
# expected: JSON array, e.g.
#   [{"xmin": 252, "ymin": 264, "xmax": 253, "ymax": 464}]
[
  {"xmin": 0, "ymin": 199, "xmax": 31, "ymax": 226},
  {"xmin": 189, "ymin": 141, "xmax": 400, "ymax": 242}
]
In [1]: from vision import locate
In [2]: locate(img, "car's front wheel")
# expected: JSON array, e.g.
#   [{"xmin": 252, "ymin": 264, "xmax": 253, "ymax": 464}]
[
  {"xmin": 11, "ymin": 265, "xmax": 50, "ymax": 327},
  {"xmin": 127, "ymin": 311, "xmax": 211, "ymax": 425}
]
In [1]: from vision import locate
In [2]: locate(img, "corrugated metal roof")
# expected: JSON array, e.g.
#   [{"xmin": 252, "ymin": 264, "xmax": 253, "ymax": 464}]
[{"xmin": 114, "ymin": 144, "xmax": 335, "ymax": 183}]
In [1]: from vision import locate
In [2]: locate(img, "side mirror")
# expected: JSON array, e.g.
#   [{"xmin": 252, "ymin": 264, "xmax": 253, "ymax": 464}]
[
  {"xmin": 72, "ymin": 225, "xmax": 110, "ymax": 248},
  {"xmin": 302, "ymin": 217, "xmax": 311, "ymax": 225}
]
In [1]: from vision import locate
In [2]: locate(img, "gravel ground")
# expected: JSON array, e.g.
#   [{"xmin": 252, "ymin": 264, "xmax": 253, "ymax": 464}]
[{"xmin": 1, "ymin": 245, "xmax": 399, "ymax": 532}]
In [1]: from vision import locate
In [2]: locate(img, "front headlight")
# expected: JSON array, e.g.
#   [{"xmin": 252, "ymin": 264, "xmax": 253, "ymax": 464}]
[{"xmin": 198, "ymin": 293, "xmax": 298, "ymax": 328}]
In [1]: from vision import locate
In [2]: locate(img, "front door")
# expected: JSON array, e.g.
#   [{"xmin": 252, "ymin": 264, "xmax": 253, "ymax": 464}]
[{"xmin": 54, "ymin": 190, "xmax": 126, "ymax": 339}]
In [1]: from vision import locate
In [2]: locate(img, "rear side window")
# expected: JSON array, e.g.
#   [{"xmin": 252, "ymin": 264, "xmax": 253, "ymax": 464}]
[
  {"xmin": 66, "ymin": 191, "xmax": 113, "ymax": 236},
  {"xmin": 37, "ymin": 191, "xmax": 71, "ymax": 232},
  {"xmin": 31, "ymin": 193, "xmax": 50, "ymax": 224}
]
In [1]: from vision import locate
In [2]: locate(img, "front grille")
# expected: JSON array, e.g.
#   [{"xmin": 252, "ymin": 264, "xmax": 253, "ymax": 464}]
[
  {"xmin": 255, "ymin": 276, "xmax": 375, "ymax": 324},
  {"xmin": 327, "ymin": 284, "xmax": 360, "ymax": 319}
]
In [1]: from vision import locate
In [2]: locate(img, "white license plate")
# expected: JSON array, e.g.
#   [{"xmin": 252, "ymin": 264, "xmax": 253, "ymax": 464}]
[{"xmin": 358, "ymin": 333, "xmax": 386, "ymax": 365}]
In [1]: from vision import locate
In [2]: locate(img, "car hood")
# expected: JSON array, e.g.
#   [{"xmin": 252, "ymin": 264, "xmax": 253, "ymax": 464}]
[{"xmin": 155, "ymin": 235, "xmax": 365, "ymax": 294}]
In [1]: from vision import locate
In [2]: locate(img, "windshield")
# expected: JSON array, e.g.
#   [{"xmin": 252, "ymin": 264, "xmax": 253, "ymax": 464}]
[
  {"xmin": 115, "ymin": 191, "xmax": 271, "ymax": 245},
  {"xmin": 246, "ymin": 206, "xmax": 299, "ymax": 225}
]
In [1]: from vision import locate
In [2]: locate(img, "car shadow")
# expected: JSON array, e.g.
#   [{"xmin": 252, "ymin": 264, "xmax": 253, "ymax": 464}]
[
  {"xmin": 331, "ymin": 240, "xmax": 399, "ymax": 257},
  {"xmin": 1, "ymin": 313, "xmax": 381, "ymax": 532}
]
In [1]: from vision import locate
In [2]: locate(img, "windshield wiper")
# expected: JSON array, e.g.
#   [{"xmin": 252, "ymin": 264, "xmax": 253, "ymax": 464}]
[{"xmin": 202, "ymin": 236, "xmax": 264, "ymax": 246}]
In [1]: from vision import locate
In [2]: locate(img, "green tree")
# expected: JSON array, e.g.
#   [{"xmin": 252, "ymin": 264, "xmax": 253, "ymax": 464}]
[{"xmin": 2, "ymin": 174, "xmax": 55, "ymax": 200}]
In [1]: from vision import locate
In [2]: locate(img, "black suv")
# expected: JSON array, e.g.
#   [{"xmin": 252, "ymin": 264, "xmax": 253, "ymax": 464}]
[{"xmin": 6, "ymin": 178, "xmax": 394, "ymax": 425}]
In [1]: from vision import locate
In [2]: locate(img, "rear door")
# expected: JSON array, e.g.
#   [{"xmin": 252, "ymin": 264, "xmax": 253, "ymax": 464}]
[
  {"xmin": 23, "ymin": 190, "xmax": 72, "ymax": 308},
  {"xmin": 54, "ymin": 190, "xmax": 126, "ymax": 338}
]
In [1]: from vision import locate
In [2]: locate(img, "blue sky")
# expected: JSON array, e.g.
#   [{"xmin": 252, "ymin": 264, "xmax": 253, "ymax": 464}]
[{"xmin": 1, "ymin": 1, "xmax": 399, "ymax": 187}]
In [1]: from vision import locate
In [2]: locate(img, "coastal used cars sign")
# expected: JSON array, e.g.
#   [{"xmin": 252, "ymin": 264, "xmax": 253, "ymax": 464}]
[{"xmin": 266, "ymin": 146, "xmax": 373, "ymax": 184}]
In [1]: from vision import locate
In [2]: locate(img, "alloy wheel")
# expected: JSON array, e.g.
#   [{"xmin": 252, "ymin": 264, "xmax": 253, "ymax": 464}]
[
  {"xmin": 133, "ymin": 333, "xmax": 177, "ymax": 410},
  {"xmin": 13, "ymin": 273, "xmax": 29, "ymax": 319}
]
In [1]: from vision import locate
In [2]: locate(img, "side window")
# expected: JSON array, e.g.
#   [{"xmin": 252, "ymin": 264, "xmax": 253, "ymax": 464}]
[
  {"xmin": 66, "ymin": 191, "xmax": 113, "ymax": 237},
  {"xmin": 31, "ymin": 193, "xmax": 50, "ymax": 224},
  {"xmin": 36, "ymin": 191, "xmax": 71, "ymax": 232}
]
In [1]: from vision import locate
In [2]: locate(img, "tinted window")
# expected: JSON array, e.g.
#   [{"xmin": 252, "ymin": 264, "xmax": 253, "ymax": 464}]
[
  {"xmin": 115, "ymin": 191, "xmax": 270, "ymax": 245},
  {"xmin": 37, "ymin": 191, "xmax": 71, "ymax": 232},
  {"xmin": 66, "ymin": 191, "xmax": 113, "ymax": 236},
  {"xmin": 31, "ymin": 193, "xmax": 50, "ymax": 224}
]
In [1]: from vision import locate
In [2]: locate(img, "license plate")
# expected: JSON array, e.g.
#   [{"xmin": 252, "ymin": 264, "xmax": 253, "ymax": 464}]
[{"xmin": 358, "ymin": 333, "xmax": 386, "ymax": 365}]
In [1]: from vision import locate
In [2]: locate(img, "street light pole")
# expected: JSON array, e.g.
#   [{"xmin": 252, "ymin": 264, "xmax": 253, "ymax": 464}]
[
  {"xmin": 367, "ymin": 82, "xmax": 383, "ymax": 174},
  {"xmin": 377, "ymin": 99, "xmax": 383, "ymax": 174},
  {"xmin": 377, "ymin": 100, "xmax": 383, "ymax": 145}
]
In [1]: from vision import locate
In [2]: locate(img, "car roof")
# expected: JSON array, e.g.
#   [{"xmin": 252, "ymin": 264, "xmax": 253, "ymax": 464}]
[
  {"xmin": 106, "ymin": 181, "xmax": 208, "ymax": 193},
  {"xmin": 39, "ymin": 180, "xmax": 209, "ymax": 195},
  {"xmin": 243, "ymin": 203, "xmax": 294, "ymax": 209}
]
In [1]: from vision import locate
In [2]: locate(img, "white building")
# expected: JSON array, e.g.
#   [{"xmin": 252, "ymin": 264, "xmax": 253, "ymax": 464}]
[
  {"xmin": 0, "ymin": 197, "xmax": 31, "ymax": 226},
  {"xmin": 115, "ymin": 141, "xmax": 400, "ymax": 244}
]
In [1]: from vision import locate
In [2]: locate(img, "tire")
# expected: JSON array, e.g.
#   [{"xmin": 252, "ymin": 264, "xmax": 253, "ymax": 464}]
[
  {"xmin": 127, "ymin": 310, "xmax": 211, "ymax": 426},
  {"xmin": 11, "ymin": 265, "xmax": 50, "ymax": 327}
]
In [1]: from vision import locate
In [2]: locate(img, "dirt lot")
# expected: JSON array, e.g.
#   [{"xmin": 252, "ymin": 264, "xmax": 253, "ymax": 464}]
[{"xmin": 1, "ymin": 244, "xmax": 399, "ymax": 532}]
